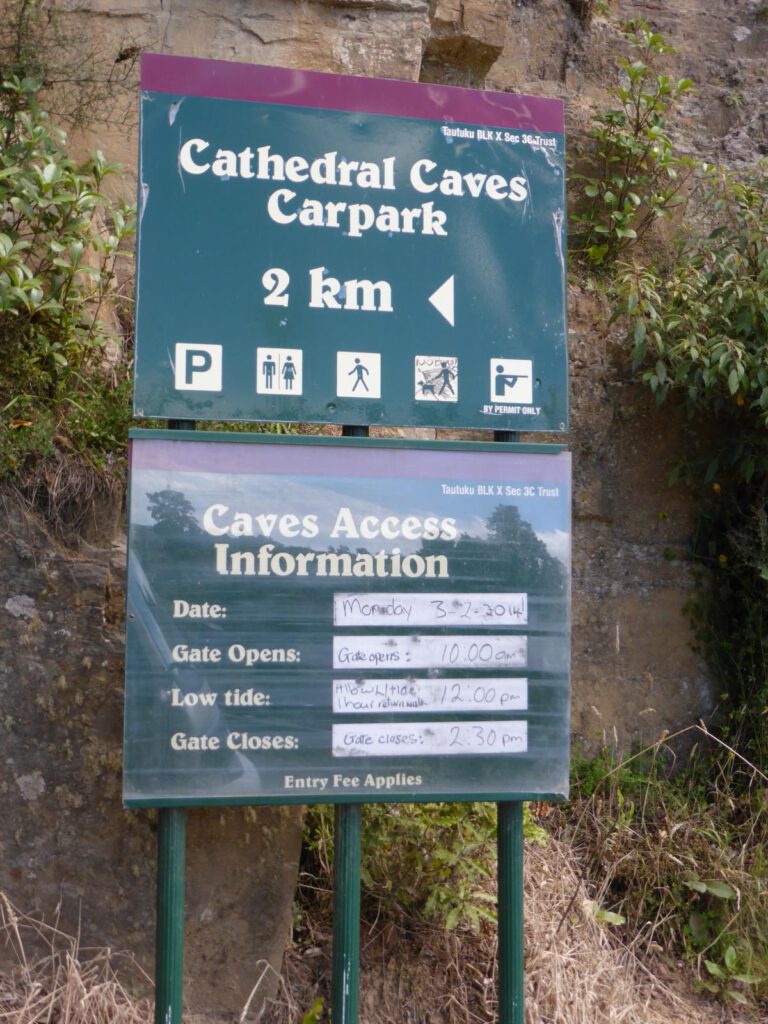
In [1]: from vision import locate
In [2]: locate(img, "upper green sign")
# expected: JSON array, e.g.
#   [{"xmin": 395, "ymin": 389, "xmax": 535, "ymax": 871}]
[{"xmin": 134, "ymin": 55, "xmax": 568, "ymax": 431}]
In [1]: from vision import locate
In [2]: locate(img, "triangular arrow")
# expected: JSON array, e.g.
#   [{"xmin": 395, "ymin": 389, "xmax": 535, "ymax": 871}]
[{"xmin": 428, "ymin": 275, "xmax": 455, "ymax": 326}]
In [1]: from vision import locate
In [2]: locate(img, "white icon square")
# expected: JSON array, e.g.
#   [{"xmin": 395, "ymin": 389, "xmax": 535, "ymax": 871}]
[
  {"xmin": 174, "ymin": 343, "xmax": 222, "ymax": 391},
  {"xmin": 415, "ymin": 355, "xmax": 458, "ymax": 402},
  {"xmin": 256, "ymin": 348, "xmax": 303, "ymax": 396},
  {"xmin": 336, "ymin": 352, "xmax": 381, "ymax": 399},
  {"xmin": 490, "ymin": 359, "xmax": 532, "ymax": 404}
]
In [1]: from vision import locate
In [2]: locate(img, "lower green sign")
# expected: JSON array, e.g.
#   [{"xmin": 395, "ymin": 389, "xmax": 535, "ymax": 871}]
[{"xmin": 123, "ymin": 431, "xmax": 570, "ymax": 806}]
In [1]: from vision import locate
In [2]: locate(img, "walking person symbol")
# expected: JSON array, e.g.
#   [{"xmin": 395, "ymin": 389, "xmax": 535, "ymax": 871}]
[
  {"xmin": 282, "ymin": 355, "xmax": 297, "ymax": 390},
  {"xmin": 437, "ymin": 361, "xmax": 456, "ymax": 397},
  {"xmin": 349, "ymin": 357, "xmax": 369, "ymax": 392}
]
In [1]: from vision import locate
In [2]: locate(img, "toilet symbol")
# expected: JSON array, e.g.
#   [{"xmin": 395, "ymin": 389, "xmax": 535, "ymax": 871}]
[
  {"xmin": 282, "ymin": 355, "xmax": 297, "ymax": 389},
  {"xmin": 262, "ymin": 354, "xmax": 276, "ymax": 389},
  {"xmin": 256, "ymin": 347, "xmax": 303, "ymax": 395}
]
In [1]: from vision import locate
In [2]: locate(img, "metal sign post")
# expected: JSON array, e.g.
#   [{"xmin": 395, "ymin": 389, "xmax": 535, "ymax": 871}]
[
  {"xmin": 494, "ymin": 432, "xmax": 524, "ymax": 1024},
  {"xmin": 155, "ymin": 807, "xmax": 186, "ymax": 1024},
  {"xmin": 125, "ymin": 429, "xmax": 570, "ymax": 1020},
  {"xmin": 124, "ymin": 53, "xmax": 570, "ymax": 1024}
]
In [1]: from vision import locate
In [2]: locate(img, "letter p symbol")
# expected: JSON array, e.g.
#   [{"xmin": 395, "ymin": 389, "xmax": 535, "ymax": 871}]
[{"xmin": 174, "ymin": 343, "xmax": 223, "ymax": 391}]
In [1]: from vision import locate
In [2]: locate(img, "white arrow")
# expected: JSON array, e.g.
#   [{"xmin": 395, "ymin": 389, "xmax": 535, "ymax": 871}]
[{"xmin": 428, "ymin": 275, "xmax": 455, "ymax": 326}]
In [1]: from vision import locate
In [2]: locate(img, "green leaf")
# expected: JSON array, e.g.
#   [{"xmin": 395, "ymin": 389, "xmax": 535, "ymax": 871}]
[
  {"xmin": 595, "ymin": 908, "xmax": 626, "ymax": 926},
  {"xmin": 445, "ymin": 906, "xmax": 462, "ymax": 930},
  {"xmin": 685, "ymin": 879, "xmax": 708, "ymax": 894},
  {"xmin": 704, "ymin": 960, "xmax": 725, "ymax": 979},
  {"xmin": 301, "ymin": 996, "xmax": 325, "ymax": 1024},
  {"xmin": 703, "ymin": 880, "xmax": 736, "ymax": 900}
]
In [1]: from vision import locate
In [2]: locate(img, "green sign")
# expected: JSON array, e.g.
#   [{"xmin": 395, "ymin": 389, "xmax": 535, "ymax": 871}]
[
  {"xmin": 123, "ymin": 431, "xmax": 570, "ymax": 806},
  {"xmin": 134, "ymin": 55, "xmax": 567, "ymax": 432}
]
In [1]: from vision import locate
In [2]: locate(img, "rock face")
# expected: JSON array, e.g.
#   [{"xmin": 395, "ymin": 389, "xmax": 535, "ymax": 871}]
[
  {"xmin": 0, "ymin": 493, "xmax": 303, "ymax": 1018},
  {"xmin": 3, "ymin": 0, "xmax": 767, "ymax": 1017}
]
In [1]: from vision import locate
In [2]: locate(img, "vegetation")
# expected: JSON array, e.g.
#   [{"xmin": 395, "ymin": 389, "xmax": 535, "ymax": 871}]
[
  {"xmin": 571, "ymin": 20, "xmax": 694, "ymax": 266},
  {"xmin": 304, "ymin": 802, "xmax": 546, "ymax": 933},
  {"xmin": 1, "ymin": 4, "xmax": 767, "ymax": 1018},
  {"xmin": 567, "ymin": 19, "xmax": 768, "ymax": 1011},
  {"xmin": 0, "ymin": 70, "xmax": 134, "ymax": 523},
  {"xmin": 565, "ymin": 734, "xmax": 768, "ymax": 1006}
]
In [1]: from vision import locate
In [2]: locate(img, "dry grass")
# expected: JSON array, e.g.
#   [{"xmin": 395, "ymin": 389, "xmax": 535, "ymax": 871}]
[
  {"xmin": 0, "ymin": 894, "xmax": 150, "ymax": 1024},
  {"xmin": 262, "ymin": 831, "xmax": 741, "ymax": 1024},
  {"xmin": 18, "ymin": 452, "xmax": 123, "ymax": 544}
]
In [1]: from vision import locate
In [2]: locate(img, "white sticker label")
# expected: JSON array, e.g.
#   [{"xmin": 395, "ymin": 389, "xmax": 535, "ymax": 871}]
[
  {"xmin": 174, "ymin": 343, "xmax": 222, "ymax": 391},
  {"xmin": 336, "ymin": 351, "xmax": 381, "ymax": 398},
  {"xmin": 333, "ymin": 592, "xmax": 527, "ymax": 627},
  {"xmin": 414, "ymin": 355, "xmax": 458, "ymax": 401},
  {"xmin": 332, "ymin": 720, "xmax": 528, "ymax": 757},
  {"xmin": 333, "ymin": 677, "xmax": 528, "ymax": 714},
  {"xmin": 256, "ymin": 347, "xmax": 303, "ymax": 395},
  {"xmin": 333, "ymin": 634, "xmax": 527, "ymax": 670}
]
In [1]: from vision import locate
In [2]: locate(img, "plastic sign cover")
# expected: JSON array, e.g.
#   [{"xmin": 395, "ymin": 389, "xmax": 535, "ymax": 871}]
[
  {"xmin": 123, "ymin": 432, "xmax": 571, "ymax": 806},
  {"xmin": 134, "ymin": 55, "xmax": 568, "ymax": 432}
]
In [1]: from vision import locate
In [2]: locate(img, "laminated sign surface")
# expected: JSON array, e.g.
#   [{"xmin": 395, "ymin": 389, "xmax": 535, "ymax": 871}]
[
  {"xmin": 123, "ymin": 432, "xmax": 571, "ymax": 806},
  {"xmin": 134, "ymin": 55, "xmax": 567, "ymax": 431}
]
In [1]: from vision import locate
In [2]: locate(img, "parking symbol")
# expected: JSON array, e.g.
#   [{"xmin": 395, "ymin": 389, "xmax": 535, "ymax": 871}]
[
  {"xmin": 490, "ymin": 359, "xmax": 532, "ymax": 404},
  {"xmin": 174, "ymin": 343, "xmax": 222, "ymax": 392}
]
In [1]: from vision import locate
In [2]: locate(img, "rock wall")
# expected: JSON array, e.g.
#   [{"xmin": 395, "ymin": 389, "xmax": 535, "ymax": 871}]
[
  {"xmin": 3, "ymin": 0, "xmax": 767, "ymax": 1017},
  {"xmin": 0, "ymin": 491, "xmax": 303, "ymax": 1018}
]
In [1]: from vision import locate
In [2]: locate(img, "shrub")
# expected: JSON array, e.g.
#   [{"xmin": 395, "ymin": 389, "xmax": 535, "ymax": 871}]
[{"xmin": 0, "ymin": 75, "xmax": 135, "ymax": 485}]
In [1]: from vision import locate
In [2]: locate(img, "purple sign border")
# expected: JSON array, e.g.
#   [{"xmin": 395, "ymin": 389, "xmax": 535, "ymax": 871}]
[
  {"xmin": 129, "ymin": 434, "xmax": 571, "ymax": 485},
  {"xmin": 141, "ymin": 53, "xmax": 563, "ymax": 134}
]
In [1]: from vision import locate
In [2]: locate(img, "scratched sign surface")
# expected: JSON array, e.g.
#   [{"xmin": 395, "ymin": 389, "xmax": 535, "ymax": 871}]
[
  {"xmin": 123, "ymin": 432, "xmax": 571, "ymax": 806},
  {"xmin": 134, "ymin": 55, "xmax": 568, "ymax": 431}
]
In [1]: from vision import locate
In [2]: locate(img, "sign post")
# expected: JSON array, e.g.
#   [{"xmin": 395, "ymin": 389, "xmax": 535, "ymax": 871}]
[
  {"xmin": 155, "ymin": 807, "xmax": 186, "ymax": 1024},
  {"xmin": 126, "ymin": 52, "xmax": 570, "ymax": 1024}
]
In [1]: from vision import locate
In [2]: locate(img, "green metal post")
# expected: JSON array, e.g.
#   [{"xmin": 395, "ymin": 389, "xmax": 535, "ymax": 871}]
[
  {"xmin": 494, "ymin": 430, "xmax": 525, "ymax": 1024},
  {"xmin": 497, "ymin": 801, "xmax": 525, "ymax": 1024},
  {"xmin": 153, "ymin": 418, "xmax": 193, "ymax": 1024},
  {"xmin": 332, "ymin": 803, "xmax": 362, "ymax": 1024},
  {"xmin": 330, "ymin": 424, "xmax": 367, "ymax": 1024},
  {"xmin": 155, "ymin": 808, "xmax": 186, "ymax": 1024}
]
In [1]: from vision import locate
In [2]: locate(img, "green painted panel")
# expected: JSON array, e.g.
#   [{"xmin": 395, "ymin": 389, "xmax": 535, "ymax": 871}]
[
  {"xmin": 133, "ymin": 61, "xmax": 567, "ymax": 431},
  {"xmin": 123, "ymin": 432, "xmax": 570, "ymax": 806}
]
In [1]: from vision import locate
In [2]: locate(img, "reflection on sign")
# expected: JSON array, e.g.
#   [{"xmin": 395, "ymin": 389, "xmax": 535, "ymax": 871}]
[{"xmin": 123, "ymin": 433, "xmax": 571, "ymax": 805}]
